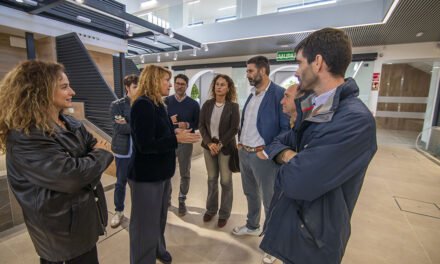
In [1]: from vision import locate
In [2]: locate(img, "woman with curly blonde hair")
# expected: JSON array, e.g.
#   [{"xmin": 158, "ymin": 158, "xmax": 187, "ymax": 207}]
[
  {"xmin": 128, "ymin": 65, "xmax": 200, "ymax": 264},
  {"xmin": 0, "ymin": 60, "xmax": 113, "ymax": 263}
]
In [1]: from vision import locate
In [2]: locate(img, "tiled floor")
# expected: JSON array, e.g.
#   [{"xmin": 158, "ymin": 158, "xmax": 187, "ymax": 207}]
[{"xmin": 1, "ymin": 129, "xmax": 439, "ymax": 264}]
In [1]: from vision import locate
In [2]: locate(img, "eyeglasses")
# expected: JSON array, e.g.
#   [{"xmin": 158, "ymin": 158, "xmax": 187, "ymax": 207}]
[{"xmin": 175, "ymin": 82, "xmax": 187, "ymax": 86}]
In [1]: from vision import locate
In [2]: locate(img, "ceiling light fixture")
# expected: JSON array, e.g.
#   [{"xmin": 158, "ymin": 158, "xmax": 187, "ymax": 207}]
[
  {"xmin": 165, "ymin": 52, "xmax": 169, "ymax": 57},
  {"xmin": 15, "ymin": 0, "xmax": 24, "ymax": 3},
  {"xmin": 173, "ymin": 52, "xmax": 178, "ymax": 61},
  {"xmin": 188, "ymin": 21, "xmax": 204, "ymax": 27},
  {"xmin": 278, "ymin": 0, "xmax": 336, "ymax": 13},
  {"xmin": 416, "ymin": 32, "xmax": 424, "ymax": 37},
  {"xmin": 126, "ymin": 24, "xmax": 133, "ymax": 37},
  {"xmin": 140, "ymin": 0, "xmax": 158, "ymax": 9},
  {"xmin": 75, "ymin": 0, "xmax": 84, "ymax": 4},
  {"xmin": 22, "ymin": 0, "xmax": 38, "ymax": 6},
  {"xmin": 141, "ymin": 55, "xmax": 145, "ymax": 64},
  {"xmin": 218, "ymin": 5, "xmax": 236, "ymax": 11},
  {"xmin": 157, "ymin": 54, "xmax": 161, "ymax": 62},
  {"xmin": 165, "ymin": 28, "xmax": 174, "ymax": 38},
  {"xmin": 215, "ymin": 16, "xmax": 237, "ymax": 23},
  {"xmin": 187, "ymin": 0, "xmax": 200, "ymax": 5},
  {"xmin": 76, "ymin": 15, "xmax": 92, "ymax": 23}
]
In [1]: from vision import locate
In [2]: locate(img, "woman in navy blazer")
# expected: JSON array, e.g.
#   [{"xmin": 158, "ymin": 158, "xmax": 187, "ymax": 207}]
[{"xmin": 128, "ymin": 65, "xmax": 199, "ymax": 264}]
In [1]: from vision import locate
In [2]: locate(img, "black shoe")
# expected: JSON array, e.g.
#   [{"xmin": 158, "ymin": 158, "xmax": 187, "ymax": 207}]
[
  {"xmin": 217, "ymin": 218, "xmax": 228, "ymax": 228},
  {"xmin": 203, "ymin": 213, "xmax": 214, "ymax": 222},
  {"xmin": 178, "ymin": 201, "xmax": 187, "ymax": 216},
  {"xmin": 157, "ymin": 251, "xmax": 172, "ymax": 264}
]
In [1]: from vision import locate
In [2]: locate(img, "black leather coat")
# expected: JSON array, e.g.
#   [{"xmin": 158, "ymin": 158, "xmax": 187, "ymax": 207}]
[{"xmin": 6, "ymin": 114, "xmax": 114, "ymax": 262}]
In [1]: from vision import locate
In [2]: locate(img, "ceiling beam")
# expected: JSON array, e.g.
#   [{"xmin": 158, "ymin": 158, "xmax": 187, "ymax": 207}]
[
  {"xmin": 29, "ymin": 0, "xmax": 65, "ymax": 15},
  {"xmin": 80, "ymin": 0, "xmax": 202, "ymax": 48},
  {"xmin": 129, "ymin": 40, "xmax": 166, "ymax": 52},
  {"xmin": 131, "ymin": 31, "xmax": 155, "ymax": 39}
]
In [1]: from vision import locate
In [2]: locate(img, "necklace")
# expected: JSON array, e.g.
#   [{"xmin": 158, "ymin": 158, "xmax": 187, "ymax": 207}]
[{"xmin": 215, "ymin": 102, "xmax": 225, "ymax": 107}]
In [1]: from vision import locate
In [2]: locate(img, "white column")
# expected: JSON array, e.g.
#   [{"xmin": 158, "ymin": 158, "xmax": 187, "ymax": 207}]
[{"xmin": 421, "ymin": 61, "xmax": 440, "ymax": 145}]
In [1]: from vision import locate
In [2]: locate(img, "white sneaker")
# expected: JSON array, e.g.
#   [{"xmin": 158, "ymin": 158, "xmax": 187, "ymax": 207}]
[
  {"xmin": 110, "ymin": 211, "xmax": 124, "ymax": 228},
  {"xmin": 262, "ymin": 253, "xmax": 277, "ymax": 264},
  {"xmin": 231, "ymin": 225, "xmax": 261, "ymax": 236}
]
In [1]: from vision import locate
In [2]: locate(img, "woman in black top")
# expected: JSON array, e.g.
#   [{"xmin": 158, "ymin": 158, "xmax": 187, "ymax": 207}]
[{"xmin": 128, "ymin": 65, "xmax": 199, "ymax": 264}]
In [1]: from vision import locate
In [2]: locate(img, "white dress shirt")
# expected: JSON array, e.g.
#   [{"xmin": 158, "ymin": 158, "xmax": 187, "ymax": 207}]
[{"xmin": 240, "ymin": 82, "xmax": 271, "ymax": 147}]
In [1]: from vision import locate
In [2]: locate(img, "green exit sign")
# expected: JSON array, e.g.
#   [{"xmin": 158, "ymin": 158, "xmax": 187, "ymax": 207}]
[{"xmin": 276, "ymin": 51, "xmax": 296, "ymax": 61}]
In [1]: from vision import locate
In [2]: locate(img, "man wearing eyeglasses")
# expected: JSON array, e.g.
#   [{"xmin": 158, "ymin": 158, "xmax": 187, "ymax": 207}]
[{"xmin": 164, "ymin": 74, "xmax": 200, "ymax": 216}]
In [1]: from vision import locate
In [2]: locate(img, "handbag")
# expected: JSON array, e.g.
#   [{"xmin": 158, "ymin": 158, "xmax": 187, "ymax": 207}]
[{"xmin": 229, "ymin": 145, "xmax": 240, "ymax": 173}]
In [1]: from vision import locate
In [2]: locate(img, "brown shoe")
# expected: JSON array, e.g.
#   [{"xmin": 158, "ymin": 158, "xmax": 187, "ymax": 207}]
[
  {"xmin": 203, "ymin": 213, "xmax": 214, "ymax": 222},
  {"xmin": 217, "ymin": 218, "xmax": 228, "ymax": 228}
]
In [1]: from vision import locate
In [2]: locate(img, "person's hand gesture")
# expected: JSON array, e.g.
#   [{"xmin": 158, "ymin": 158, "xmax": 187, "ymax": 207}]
[
  {"xmin": 95, "ymin": 139, "xmax": 109, "ymax": 150},
  {"xmin": 176, "ymin": 129, "xmax": 200, "ymax": 144},
  {"xmin": 208, "ymin": 143, "xmax": 219, "ymax": 156},
  {"xmin": 170, "ymin": 114, "xmax": 178, "ymax": 124}
]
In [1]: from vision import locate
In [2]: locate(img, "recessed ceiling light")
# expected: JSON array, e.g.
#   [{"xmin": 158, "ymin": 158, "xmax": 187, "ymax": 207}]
[
  {"xmin": 141, "ymin": 0, "xmax": 157, "ymax": 9},
  {"xmin": 218, "ymin": 5, "xmax": 236, "ymax": 11},
  {"xmin": 187, "ymin": 0, "xmax": 200, "ymax": 5},
  {"xmin": 416, "ymin": 32, "xmax": 424, "ymax": 37},
  {"xmin": 76, "ymin": 15, "xmax": 92, "ymax": 23},
  {"xmin": 21, "ymin": 0, "xmax": 38, "ymax": 6}
]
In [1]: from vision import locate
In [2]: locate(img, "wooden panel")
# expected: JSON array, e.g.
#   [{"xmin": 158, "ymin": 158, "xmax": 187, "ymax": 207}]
[
  {"xmin": 379, "ymin": 64, "xmax": 431, "ymax": 97},
  {"xmin": 377, "ymin": 63, "xmax": 431, "ymax": 131},
  {"xmin": 377, "ymin": 103, "xmax": 427, "ymax": 112},
  {"xmin": 89, "ymin": 50, "xmax": 114, "ymax": 90},
  {"xmin": 0, "ymin": 33, "xmax": 26, "ymax": 81},
  {"xmin": 35, "ymin": 37, "xmax": 56, "ymax": 62},
  {"xmin": 375, "ymin": 117, "xmax": 423, "ymax": 131}
]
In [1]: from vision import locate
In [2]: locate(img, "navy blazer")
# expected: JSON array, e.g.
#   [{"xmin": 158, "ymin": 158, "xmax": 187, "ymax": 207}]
[
  {"xmin": 128, "ymin": 96, "xmax": 177, "ymax": 182},
  {"xmin": 239, "ymin": 82, "xmax": 289, "ymax": 145}
]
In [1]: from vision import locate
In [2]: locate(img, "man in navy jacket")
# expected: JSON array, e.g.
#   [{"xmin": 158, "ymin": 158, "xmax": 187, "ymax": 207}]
[
  {"xmin": 260, "ymin": 28, "xmax": 377, "ymax": 264},
  {"xmin": 109, "ymin": 74, "xmax": 138, "ymax": 228},
  {"xmin": 232, "ymin": 56, "xmax": 289, "ymax": 264}
]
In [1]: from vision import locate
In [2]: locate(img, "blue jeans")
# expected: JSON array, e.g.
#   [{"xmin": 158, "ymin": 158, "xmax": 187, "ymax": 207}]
[
  {"xmin": 114, "ymin": 157, "xmax": 130, "ymax": 212},
  {"xmin": 238, "ymin": 148, "xmax": 279, "ymax": 230}
]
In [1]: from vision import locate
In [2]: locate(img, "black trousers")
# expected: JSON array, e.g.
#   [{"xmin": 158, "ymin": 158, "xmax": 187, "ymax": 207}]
[{"xmin": 40, "ymin": 246, "xmax": 98, "ymax": 264}]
